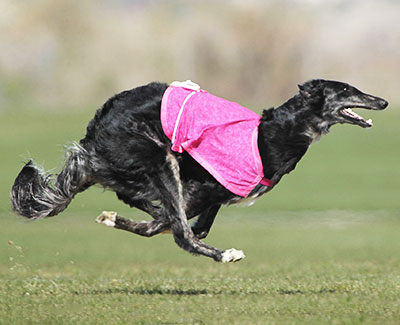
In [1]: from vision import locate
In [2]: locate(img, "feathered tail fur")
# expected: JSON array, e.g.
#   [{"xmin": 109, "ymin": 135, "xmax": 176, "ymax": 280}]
[{"xmin": 11, "ymin": 143, "xmax": 93, "ymax": 219}]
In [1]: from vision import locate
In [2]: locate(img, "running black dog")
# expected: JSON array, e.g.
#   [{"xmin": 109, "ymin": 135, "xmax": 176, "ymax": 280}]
[{"xmin": 11, "ymin": 79, "xmax": 388, "ymax": 263}]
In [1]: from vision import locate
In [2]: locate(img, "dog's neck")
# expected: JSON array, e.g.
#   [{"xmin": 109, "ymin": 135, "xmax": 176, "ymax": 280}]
[{"xmin": 258, "ymin": 94, "xmax": 329, "ymax": 183}]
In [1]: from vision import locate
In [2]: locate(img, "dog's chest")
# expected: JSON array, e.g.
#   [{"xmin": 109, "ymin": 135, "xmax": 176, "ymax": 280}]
[
  {"xmin": 303, "ymin": 122, "xmax": 330, "ymax": 144},
  {"xmin": 226, "ymin": 184, "xmax": 270, "ymax": 206}
]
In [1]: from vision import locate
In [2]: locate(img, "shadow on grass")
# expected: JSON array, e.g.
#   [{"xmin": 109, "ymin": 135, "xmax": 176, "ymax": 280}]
[
  {"xmin": 278, "ymin": 288, "xmax": 336, "ymax": 295},
  {"xmin": 73, "ymin": 287, "xmax": 214, "ymax": 296},
  {"xmin": 72, "ymin": 287, "xmax": 338, "ymax": 296}
]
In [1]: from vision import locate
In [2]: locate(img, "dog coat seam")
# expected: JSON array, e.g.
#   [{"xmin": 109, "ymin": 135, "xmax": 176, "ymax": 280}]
[{"xmin": 171, "ymin": 89, "xmax": 200, "ymax": 145}]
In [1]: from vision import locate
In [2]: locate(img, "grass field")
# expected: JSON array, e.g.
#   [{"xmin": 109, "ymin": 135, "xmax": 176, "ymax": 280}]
[{"xmin": 1, "ymin": 108, "xmax": 399, "ymax": 324}]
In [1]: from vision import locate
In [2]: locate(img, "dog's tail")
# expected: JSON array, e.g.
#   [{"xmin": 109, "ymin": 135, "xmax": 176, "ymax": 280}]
[{"xmin": 11, "ymin": 143, "xmax": 94, "ymax": 219}]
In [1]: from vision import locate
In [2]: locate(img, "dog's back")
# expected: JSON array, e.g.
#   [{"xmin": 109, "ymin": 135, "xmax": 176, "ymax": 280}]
[{"xmin": 11, "ymin": 82, "xmax": 169, "ymax": 219}]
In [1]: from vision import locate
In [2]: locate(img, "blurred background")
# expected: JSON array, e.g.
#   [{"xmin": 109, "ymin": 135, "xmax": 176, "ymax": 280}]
[
  {"xmin": 1, "ymin": 0, "xmax": 399, "ymax": 111},
  {"xmin": 1, "ymin": 0, "xmax": 399, "ymax": 215}
]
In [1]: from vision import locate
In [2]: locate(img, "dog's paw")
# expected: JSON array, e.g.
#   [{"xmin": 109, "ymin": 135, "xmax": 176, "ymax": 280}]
[
  {"xmin": 96, "ymin": 211, "xmax": 117, "ymax": 227},
  {"xmin": 221, "ymin": 248, "xmax": 245, "ymax": 263}
]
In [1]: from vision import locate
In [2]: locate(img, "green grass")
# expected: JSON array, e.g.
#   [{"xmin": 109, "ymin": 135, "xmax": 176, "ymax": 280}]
[
  {"xmin": 1, "ymin": 211, "xmax": 400, "ymax": 324},
  {"xmin": 1, "ymin": 108, "xmax": 400, "ymax": 324}
]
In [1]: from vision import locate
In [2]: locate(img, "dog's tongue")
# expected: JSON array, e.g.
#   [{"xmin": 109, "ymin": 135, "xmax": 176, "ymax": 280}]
[{"xmin": 342, "ymin": 108, "xmax": 373, "ymax": 126}]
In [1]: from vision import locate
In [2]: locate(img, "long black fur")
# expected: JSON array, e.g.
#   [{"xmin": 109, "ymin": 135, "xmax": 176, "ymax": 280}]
[{"xmin": 11, "ymin": 79, "xmax": 388, "ymax": 262}]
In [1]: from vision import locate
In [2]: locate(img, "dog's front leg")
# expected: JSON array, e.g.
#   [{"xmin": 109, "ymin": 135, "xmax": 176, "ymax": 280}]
[
  {"xmin": 191, "ymin": 205, "xmax": 221, "ymax": 239},
  {"xmin": 161, "ymin": 153, "xmax": 244, "ymax": 263}
]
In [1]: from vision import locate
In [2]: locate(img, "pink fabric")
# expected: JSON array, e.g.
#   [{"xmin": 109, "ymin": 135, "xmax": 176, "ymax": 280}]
[{"xmin": 161, "ymin": 84, "xmax": 273, "ymax": 197}]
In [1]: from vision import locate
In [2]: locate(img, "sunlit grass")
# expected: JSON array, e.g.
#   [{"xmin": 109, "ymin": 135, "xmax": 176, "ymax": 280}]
[{"xmin": 1, "ymin": 210, "xmax": 400, "ymax": 324}]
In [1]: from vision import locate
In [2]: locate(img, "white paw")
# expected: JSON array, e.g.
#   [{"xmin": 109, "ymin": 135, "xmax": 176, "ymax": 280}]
[
  {"xmin": 96, "ymin": 211, "xmax": 117, "ymax": 227},
  {"xmin": 221, "ymin": 248, "xmax": 246, "ymax": 263}
]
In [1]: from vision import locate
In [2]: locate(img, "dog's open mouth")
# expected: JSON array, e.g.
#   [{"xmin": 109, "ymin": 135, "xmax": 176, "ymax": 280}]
[{"xmin": 340, "ymin": 108, "xmax": 373, "ymax": 128}]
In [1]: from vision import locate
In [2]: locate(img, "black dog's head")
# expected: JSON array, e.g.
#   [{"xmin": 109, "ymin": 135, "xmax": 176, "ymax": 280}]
[{"xmin": 298, "ymin": 79, "xmax": 388, "ymax": 128}]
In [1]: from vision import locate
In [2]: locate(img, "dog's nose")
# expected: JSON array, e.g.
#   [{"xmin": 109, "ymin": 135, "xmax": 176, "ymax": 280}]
[{"xmin": 379, "ymin": 99, "xmax": 389, "ymax": 109}]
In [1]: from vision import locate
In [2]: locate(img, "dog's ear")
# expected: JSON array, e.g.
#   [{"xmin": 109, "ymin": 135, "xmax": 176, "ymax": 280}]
[
  {"xmin": 298, "ymin": 84, "xmax": 311, "ymax": 98},
  {"xmin": 298, "ymin": 79, "xmax": 324, "ymax": 99}
]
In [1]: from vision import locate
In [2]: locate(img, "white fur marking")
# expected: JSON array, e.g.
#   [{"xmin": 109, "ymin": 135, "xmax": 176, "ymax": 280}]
[
  {"xmin": 304, "ymin": 121, "xmax": 329, "ymax": 144},
  {"xmin": 303, "ymin": 128, "xmax": 322, "ymax": 144},
  {"xmin": 221, "ymin": 248, "xmax": 246, "ymax": 263},
  {"xmin": 96, "ymin": 211, "xmax": 117, "ymax": 227},
  {"xmin": 234, "ymin": 196, "xmax": 259, "ymax": 207},
  {"xmin": 166, "ymin": 152, "xmax": 184, "ymax": 206}
]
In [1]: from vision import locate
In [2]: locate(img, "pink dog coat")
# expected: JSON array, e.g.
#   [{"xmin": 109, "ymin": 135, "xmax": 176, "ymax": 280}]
[{"xmin": 161, "ymin": 81, "xmax": 274, "ymax": 197}]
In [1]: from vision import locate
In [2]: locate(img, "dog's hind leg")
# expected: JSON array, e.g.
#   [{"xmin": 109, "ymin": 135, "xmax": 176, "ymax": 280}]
[
  {"xmin": 96, "ymin": 211, "xmax": 170, "ymax": 237},
  {"xmin": 191, "ymin": 205, "xmax": 220, "ymax": 239},
  {"xmin": 115, "ymin": 193, "xmax": 165, "ymax": 220},
  {"xmin": 96, "ymin": 204, "xmax": 220, "ymax": 239},
  {"xmin": 157, "ymin": 153, "xmax": 244, "ymax": 263}
]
